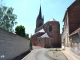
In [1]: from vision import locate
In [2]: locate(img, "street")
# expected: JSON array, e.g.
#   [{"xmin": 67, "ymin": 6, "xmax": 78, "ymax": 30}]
[{"xmin": 22, "ymin": 48, "xmax": 52, "ymax": 60}]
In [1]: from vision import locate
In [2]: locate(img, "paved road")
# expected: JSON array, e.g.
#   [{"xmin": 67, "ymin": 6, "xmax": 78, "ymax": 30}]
[{"xmin": 22, "ymin": 48, "xmax": 52, "ymax": 60}]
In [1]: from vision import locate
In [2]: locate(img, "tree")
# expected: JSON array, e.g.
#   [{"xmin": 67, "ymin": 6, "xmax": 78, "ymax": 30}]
[
  {"xmin": 0, "ymin": 6, "xmax": 17, "ymax": 32},
  {"xmin": 25, "ymin": 33, "xmax": 31, "ymax": 40},
  {"xmin": 15, "ymin": 25, "xmax": 25, "ymax": 37},
  {"xmin": 25, "ymin": 33, "xmax": 29, "ymax": 39}
]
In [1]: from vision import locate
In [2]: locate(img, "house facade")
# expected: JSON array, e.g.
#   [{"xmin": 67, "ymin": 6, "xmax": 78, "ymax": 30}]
[
  {"xmin": 62, "ymin": 0, "xmax": 80, "ymax": 58},
  {"xmin": 62, "ymin": 12, "xmax": 70, "ymax": 47}
]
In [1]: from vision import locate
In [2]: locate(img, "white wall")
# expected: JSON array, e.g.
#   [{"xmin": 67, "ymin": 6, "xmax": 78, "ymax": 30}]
[{"xmin": 0, "ymin": 28, "xmax": 30, "ymax": 60}]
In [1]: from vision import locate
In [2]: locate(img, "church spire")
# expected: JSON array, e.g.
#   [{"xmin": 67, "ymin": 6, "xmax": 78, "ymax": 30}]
[{"xmin": 37, "ymin": 5, "xmax": 43, "ymax": 20}]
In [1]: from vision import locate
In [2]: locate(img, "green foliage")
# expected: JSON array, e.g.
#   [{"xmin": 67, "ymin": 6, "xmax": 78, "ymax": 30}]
[
  {"xmin": 0, "ymin": 6, "xmax": 17, "ymax": 32},
  {"xmin": 25, "ymin": 33, "xmax": 31, "ymax": 40},
  {"xmin": 28, "ymin": 38, "xmax": 31, "ymax": 40},
  {"xmin": 25, "ymin": 33, "xmax": 29, "ymax": 39},
  {"xmin": 15, "ymin": 25, "xmax": 25, "ymax": 37}
]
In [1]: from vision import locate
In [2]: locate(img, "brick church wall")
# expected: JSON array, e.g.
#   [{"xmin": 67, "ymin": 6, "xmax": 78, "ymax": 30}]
[
  {"xmin": 44, "ymin": 38, "xmax": 52, "ymax": 48},
  {"xmin": 44, "ymin": 21, "xmax": 61, "ymax": 48},
  {"xmin": 37, "ymin": 38, "xmax": 45, "ymax": 47},
  {"xmin": 31, "ymin": 33, "xmax": 44, "ymax": 46}
]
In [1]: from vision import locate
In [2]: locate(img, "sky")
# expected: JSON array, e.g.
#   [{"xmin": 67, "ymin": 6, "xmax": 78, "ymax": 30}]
[{"xmin": 1, "ymin": 0, "xmax": 75, "ymax": 37}]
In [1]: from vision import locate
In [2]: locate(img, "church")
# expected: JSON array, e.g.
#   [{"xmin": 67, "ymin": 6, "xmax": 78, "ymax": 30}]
[{"xmin": 31, "ymin": 5, "xmax": 61, "ymax": 48}]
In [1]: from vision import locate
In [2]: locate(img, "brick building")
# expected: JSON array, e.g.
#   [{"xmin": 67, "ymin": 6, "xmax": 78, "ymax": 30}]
[
  {"xmin": 62, "ymin": 0, "xmax": 80, "ymax": 58},
  {"xmin": 31, "ymin": 6, "xmax": 61, "ymax": 48}
]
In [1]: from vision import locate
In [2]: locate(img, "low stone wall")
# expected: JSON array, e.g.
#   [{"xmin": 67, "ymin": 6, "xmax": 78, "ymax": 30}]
[
  {"xmin": 65, "ymin": 47, "xmax": 80, "ymax": 60},
  {"xmin": 0, "ymin": 28, "xmax": 30, "ymax": 60}
]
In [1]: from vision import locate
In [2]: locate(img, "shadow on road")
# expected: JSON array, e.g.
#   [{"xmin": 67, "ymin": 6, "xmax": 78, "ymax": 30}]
[{"xmin": 12, "ymin": 50, "xmax": 31, "ymax": 60}]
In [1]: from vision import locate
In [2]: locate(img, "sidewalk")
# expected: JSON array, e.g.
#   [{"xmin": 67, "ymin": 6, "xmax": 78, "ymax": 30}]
[
  {"xmin": 47, "ymin": 48, "xmax": 78, "ymax": 60},
  {"xmin": 47, "ymin": 49, "xmax": 68, "ymax": 60},
  {"xmin": 61, "ymin": 50, "xmax": 78, "ymax": 60}
]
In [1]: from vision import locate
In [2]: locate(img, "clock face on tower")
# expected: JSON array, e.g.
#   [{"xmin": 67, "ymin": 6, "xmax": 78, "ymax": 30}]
[{"xmin": 39, "ymin": 23, "xmax": 42, "ymax": 27}]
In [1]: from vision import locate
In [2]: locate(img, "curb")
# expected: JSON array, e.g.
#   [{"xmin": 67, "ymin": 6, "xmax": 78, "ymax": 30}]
[{"xmin": 46, "ymin": 50, "xmax": 55, "ymax": 60}]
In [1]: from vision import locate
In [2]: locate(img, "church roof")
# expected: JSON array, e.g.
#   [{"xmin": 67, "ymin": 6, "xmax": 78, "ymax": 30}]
[
  {"xmin": 38, "ymin": 29, "xmax": 45, "ymax": 33},
  {"xmin": 34, "ymin": 29, "xmax": 45, "ymax": 35},
  {"xmin": 40, "ymin": 33, "xmax": 49, "ymax": 38},
  {"xmin": 49, "ymin": 18, "xmax": 56, "ymax": 22}
]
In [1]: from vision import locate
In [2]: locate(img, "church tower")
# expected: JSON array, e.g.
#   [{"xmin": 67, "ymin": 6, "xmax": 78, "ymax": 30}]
[
  {"xmin": 75, "ymin": 0, "xmax": 80, "ymax": 1},
  {"xmin": 36, "ymin": 5, "xmax": 44, "ymax": 30}
]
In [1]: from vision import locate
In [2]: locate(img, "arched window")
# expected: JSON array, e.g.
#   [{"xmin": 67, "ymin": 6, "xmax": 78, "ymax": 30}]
[
  {"xmin": 49, "ymin": 25, "xmax": 52, "ymax": 32},
  {"xmin": 39, "ymin": 23, "xmax": 42, "ymax": 27}
]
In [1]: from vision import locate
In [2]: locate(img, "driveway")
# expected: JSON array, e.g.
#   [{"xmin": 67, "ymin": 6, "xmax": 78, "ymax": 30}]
[{"xmin": 22, "ymin": 48, "xmax": 52, "ymax": 60}]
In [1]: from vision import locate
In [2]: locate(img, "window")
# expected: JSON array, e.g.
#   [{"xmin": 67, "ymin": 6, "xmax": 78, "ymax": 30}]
[
  {"xmin": 49, "ymin": 25, "xmax": 52, "ymax": 32},
  {"xmin": 39, "ymin": 23, "xmax": 42, "ymax": 27}
]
